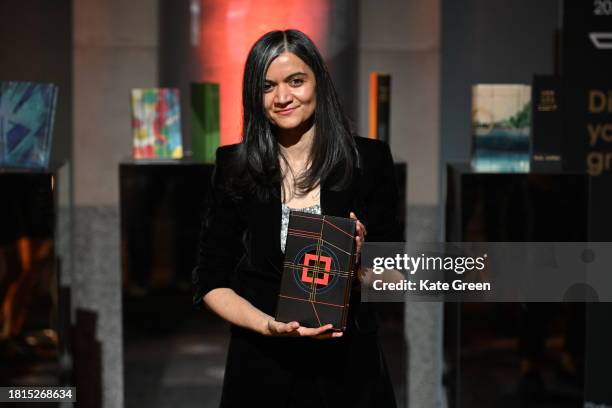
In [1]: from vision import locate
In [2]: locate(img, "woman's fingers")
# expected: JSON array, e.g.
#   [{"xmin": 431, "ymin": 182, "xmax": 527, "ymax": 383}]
[
  {"xmin": 297, "ymin": 323, "xmax": 333, "ymax": 337},
  {"xmin": 350, "ymin": 212, "xmax": 366, "ymax": 254},
  {"xmin": 350, "ymin": 212, "xmax": 367, "ymax": 236},
  {"xmin": 284, "ymin": 321, "xmax": 300, "ymax": 332},
  {"xmin": 268, "ymin": 320, "xmax": 299, "ymax": 335},
  {"xmin": 268, "ymin": 321, "xmax": 342, "ymax": 339},
  {"xmin": 356, "ymin": 235, "xmax": 362, "ymax": 253},
  {"xmin": 313, "ymin": 331, "xmax": 344, "ymax": 340}
]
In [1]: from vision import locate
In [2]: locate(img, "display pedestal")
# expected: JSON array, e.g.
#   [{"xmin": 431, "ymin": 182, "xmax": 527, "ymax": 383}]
[
  {"xmin": 119, "ymin": 159, "xmax": 214, "ymax": 329},
  {"xmin": 0, "ymin": 162, "xmax": 72, "ymax": 388},
  {"xmin": 445, "ymin": 163, "xmax": 589, "ymax": 407}
]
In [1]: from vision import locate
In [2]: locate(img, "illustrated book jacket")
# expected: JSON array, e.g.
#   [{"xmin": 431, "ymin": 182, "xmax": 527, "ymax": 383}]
[
  {"xmin": 130, "ymin": 88, "xmax": 183, "ymax": 159},
  {"xmin": 0, "ymin": 81, "xmax": 58, "ymax": 169},
  {"xmin": 471, "ymin": 84, "xmax": 531, "ymax": 173}
]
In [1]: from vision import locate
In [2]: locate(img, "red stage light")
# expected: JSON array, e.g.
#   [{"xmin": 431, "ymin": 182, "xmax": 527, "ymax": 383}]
[{"xmin": 198, "ymin": 0, "xmax": 329, "ymax": 146}]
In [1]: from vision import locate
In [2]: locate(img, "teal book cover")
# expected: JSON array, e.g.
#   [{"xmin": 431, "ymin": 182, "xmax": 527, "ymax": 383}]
[
  {"xmin": 471, "ymin": 84, "xmax": 531, "ymax": 173},
  {"xmin": 0, "ymin": 81, "xmax": 58, "ymax": 169}
]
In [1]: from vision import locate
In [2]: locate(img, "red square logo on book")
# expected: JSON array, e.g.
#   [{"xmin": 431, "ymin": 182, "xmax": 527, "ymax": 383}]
[{"xmin": 301, "ymin": 253, "xmax": 332, "ymax": 286}]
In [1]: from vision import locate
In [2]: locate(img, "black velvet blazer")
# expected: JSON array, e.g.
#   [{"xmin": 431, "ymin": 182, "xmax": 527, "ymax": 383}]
[
  {"xmin": 193, "ymin": 136, "xmax": 401, "ymax": 319},
  {"xmin": 192, "ymin": 136, "xmax": 401, "ymax": 408}
]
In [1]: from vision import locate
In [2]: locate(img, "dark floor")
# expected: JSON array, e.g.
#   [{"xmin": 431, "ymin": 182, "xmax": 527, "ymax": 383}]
[
  {"xmin": 2, "ymin": 294, "xmax": 586, "ymax": 408},
  {"xmin": 124, "ymin": 292, "xmax": 588, "ymax": 408},
  {"xmin": 446, "ymin": 302, "xmax": 584, "ymax": 408},
  {"xmin": 457, "ymin": 341, "xmax": 583, "ymax": 408},
  {"xmin": 124, "ymin": 312, "xmax": 227, "ymax": 408},
  {"xmin": 123, "ymin": 293, "xmax": 407, "ymax": 408}
]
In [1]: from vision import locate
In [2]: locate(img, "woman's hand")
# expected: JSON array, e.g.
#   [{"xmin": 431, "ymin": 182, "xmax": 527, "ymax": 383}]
[
  {"xmin": 350, "ymin": 212, "xmax": 367, "ymax": 284},
  {"xmin": 350, "ymin": 211, "xmax": 367, "ymax": 255},
  {"xmin": 264, "ymin": 320, "xmax": 343, "ymax": 339}
]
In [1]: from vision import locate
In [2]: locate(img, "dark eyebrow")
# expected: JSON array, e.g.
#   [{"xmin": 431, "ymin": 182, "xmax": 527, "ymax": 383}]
[
  {"xmin": 264, "ymin": 72, "xmax": 307, "ymax": 84},
  {"xmin": 285, "ymin": 72, "xmax": 307, "ymax": 80}
]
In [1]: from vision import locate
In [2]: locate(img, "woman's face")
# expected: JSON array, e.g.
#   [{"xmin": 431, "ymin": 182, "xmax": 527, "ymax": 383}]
[{"xmin": 263, "ymin": 52, "xmax": 316, "ymax": 130}]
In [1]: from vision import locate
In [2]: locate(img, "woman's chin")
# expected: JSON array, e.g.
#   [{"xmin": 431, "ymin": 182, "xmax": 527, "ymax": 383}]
[
  {"xmin": 273, "ymin": 119, "xmax": 303, "ymax": 130},
  {"xmin": 272, "ymin": 115, "xmax": 316, "ymax": 133}
]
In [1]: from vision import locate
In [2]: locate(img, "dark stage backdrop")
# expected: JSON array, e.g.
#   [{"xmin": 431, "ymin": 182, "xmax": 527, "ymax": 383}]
[
  {"xmin": 562, "ymin": 1, "xmax": 612, "ymax": 405},
  {"xmin": 158, "ymin": 0, "xmax": 358, "ymax": 152},
  {"xmin": 0, "ymin": 0, "xmax": 73, "ymax": 166},
  {"xmin": 439, "ymin": 0, "xmax": 560, "ymax": 204}
]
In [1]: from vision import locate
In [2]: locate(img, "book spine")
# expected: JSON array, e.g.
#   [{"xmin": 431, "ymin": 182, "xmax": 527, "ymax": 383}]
[
  {"xmin": 376, "ymin": 74, "xmax": 391, "ymax": 144},
  {"xmin": 43, "ymin": 85, "xmax": 59, "ymax": 169},
  {"xmin": 130, "ymin": 89, "xmax": 144, "ymax": 159},
  {"xmin": 0, "ymin": 82, "xmax": 5, "ymax": 163},
  {"xmin": 191, "ymin": 83, "xmax": 220, "ymax": 163},
  {"xmin": 530, "ymin": 76, "xmax": 562, "ymax": 172},
  {"xmin": 340, "ymin": 220, "xmax": 357, "ymax": 331},
  {"xmin": 368, "ymin": 73, "xmax": 391, "ymax": 143},
  {"xmin": 368, "ymin": 73, "xmax": 378, "ymax": 139},
  {"xmin": 168, "ymin": 88, "xmax": 183, "ymax": 159}
]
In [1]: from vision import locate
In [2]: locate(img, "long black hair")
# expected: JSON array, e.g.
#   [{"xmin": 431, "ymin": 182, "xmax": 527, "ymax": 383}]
[{"xmin": 227, "ymin": 29, "xmax": 358, "ymax": 202}]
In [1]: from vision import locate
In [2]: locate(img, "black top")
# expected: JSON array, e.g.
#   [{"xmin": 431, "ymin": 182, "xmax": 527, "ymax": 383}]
[{"xmin": 193, "ymin": 136, "xmax": 400, "ymax": 408}]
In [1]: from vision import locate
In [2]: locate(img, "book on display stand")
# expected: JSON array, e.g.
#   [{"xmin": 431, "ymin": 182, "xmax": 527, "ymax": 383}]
[{"xmin": 530, "ymin": 76, "xmax": 562, "ymax": 172}]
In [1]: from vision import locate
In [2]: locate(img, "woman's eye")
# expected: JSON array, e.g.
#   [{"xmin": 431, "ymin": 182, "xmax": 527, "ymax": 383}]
[
  {"xmin": 263, "ymin": 82, "xmax": 274, "ymax": 92},
  {"xmin": 289, "ymin": 78, "xmax": 304, "ymax": 87}
]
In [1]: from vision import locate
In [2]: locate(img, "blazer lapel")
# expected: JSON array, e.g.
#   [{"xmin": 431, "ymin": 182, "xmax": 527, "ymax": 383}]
[
  {"xmin": 321, "ymin": 163, "xmax": 356, "ymax": 218},
  {"xmin": 321, "ymin": 184, "xmax": 353, "ymax": 218},
  {"xmin": 257, "ymin": 181, "xmax": 283, "ymax": 274}
]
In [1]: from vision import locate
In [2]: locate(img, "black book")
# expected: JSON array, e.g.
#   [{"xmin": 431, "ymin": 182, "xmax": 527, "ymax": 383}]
[
  {"xmin": 530, "ymin": 75, "xmax": 562, "ymax": 172},
  {"xmin": 275, "ymin": 211, "xmax": 357, "ymax": 331}
]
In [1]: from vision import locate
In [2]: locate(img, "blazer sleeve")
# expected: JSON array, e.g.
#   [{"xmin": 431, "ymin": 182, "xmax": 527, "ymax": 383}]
[
  {"xmin": 192, "ymin": 147, "xmax": 245, "ymax": 310},
  {"xmin": 363, "ymin": 142, "xmax": 403, "ymax": 243}
]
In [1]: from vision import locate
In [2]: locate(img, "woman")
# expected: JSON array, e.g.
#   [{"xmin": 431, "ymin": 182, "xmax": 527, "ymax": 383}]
[{"xmin": 193, "ymin": 29, "xmax": 401, "ymax": 407}]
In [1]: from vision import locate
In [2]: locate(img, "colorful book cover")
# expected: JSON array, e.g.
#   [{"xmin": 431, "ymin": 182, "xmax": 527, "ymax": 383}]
[
  {"xmin": 471, "ymin": 84, "xmax": 531, "ymax": 173},
  {"xmin": 131, "ymin": 88, "xmax": 183, "ymax": 159},
  {"xmin": 0, "ymin": 81, "xmax": 58, "ymax": 169},
  {"xmin": 190, "ymin": 83, "xmax": 220, "ymax": 163},
  {"xmin": 276, "ymin": 211, "xmax": 356, "ymax": 331},
  {"xmin": 368, "ymin": 72, "xmax": 391, "ymax": 143},
  {"xmin": 530, "ymin": 76, "xmax": 562, "ymax": 172}
]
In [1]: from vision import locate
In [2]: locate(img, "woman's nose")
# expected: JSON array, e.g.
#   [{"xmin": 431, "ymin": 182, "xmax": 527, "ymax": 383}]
[{"xmin": 275, "ymin": 84, "xmax": 293, "ymax": 104}]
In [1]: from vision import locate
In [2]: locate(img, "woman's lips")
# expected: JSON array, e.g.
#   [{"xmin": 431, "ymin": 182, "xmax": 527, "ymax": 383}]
[{"xmin": 276, "ymin": 107, "xmax": 296, "ymax": 116}]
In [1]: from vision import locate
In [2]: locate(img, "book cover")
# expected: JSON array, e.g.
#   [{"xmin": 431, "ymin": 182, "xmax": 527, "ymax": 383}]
[
  {"xmin": 0, "ymin": 81, "xmax": 58, "ymax": 169},
  {"xmin": 190, "ymin": 83, "xmax": 220, "ymax": 163},
  {"xmin": 471, "ymin": 84, "xmax": 531, "ymax": 173},
  {"xmin": 530, "ymin": 76, "xmax": 562, "ymax": 172},
  {"xmin": 131, "ymin": 88, "xmax": 183, "ymax": 159},
  {"xmin": 276, "ymin": 211, "xmax": 356, "ymax": 331},
  {"xmin": 368, "ymin": 72, "xmax": 391, "ymax": 143}
]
